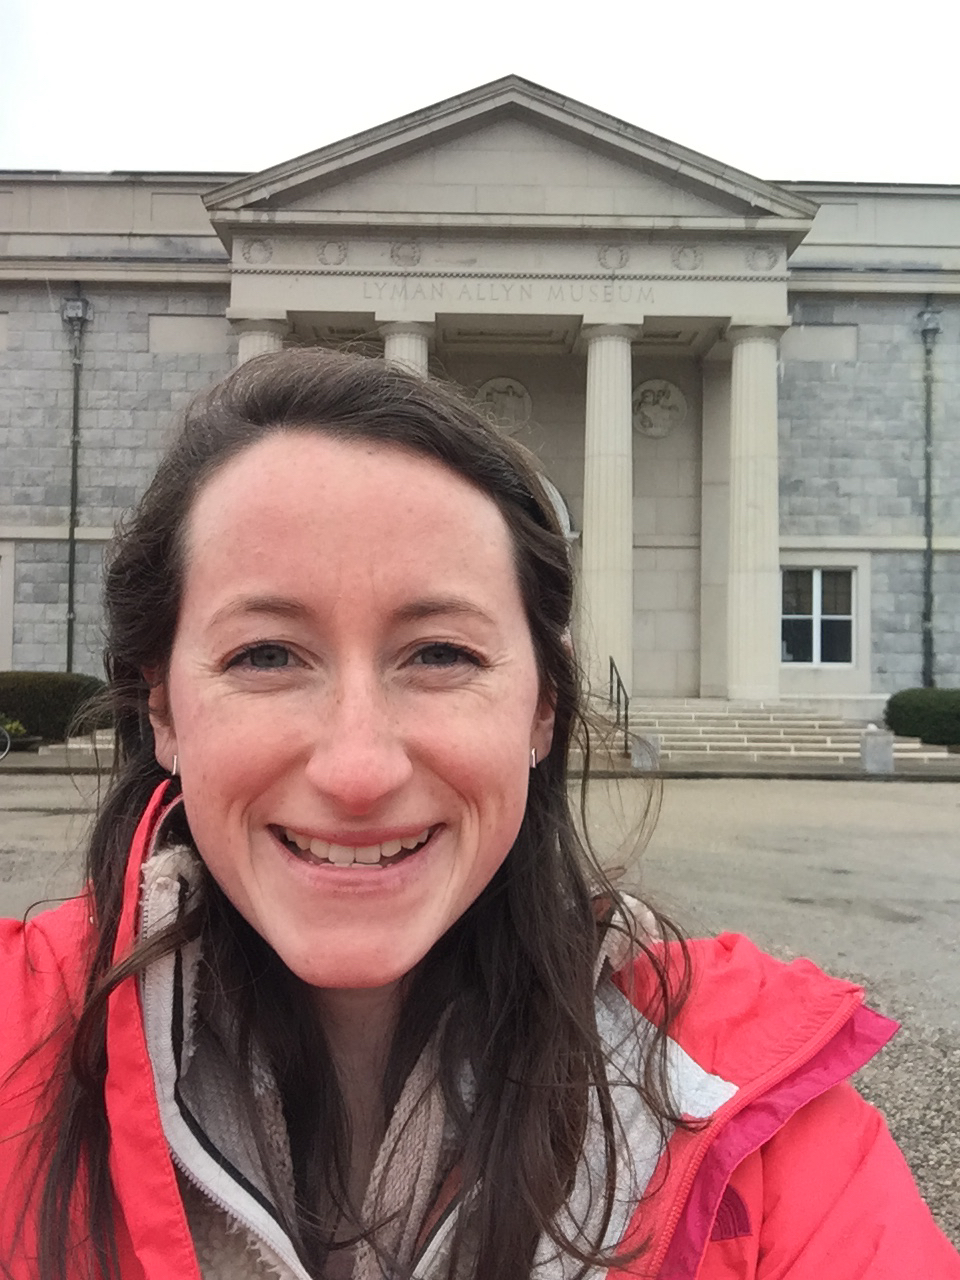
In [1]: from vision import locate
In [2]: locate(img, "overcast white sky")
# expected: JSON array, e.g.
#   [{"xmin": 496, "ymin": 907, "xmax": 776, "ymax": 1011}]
[{"xmin": 1, "ymin": 0, "xmax": 957, "ymax": 183}]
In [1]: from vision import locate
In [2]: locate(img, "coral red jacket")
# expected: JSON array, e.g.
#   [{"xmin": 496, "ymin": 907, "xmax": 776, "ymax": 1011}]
[{"xmin": 1, "ymin": 783, "xmax": 958, "ymax": 1278}]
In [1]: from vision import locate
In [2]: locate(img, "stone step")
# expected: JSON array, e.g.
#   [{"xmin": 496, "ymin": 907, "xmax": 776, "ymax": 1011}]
[
  {"xmin": 634, "ymin": 732, "xmax": 885, "ymax": 742},
  {"xmin": 635, "ymin": 721, "xmax": 909, "ymax": 734},
  {"xmin": 652, "ymin": 742, "xmax": 950, "ymax": 758},
  {"xmin": 636, "ymin": 729, "xmax": 937, "ymax": 744},
  {"xmin": 629, "ymin": 707, "xmax": 855, "ymax": 719},
  {"xmin": 658, "ymin": 749, "xmax": 954, "ymax": 765},
  {"xmin": 634, "ymin": 721, "xmax": 870, "ymax": 732}
]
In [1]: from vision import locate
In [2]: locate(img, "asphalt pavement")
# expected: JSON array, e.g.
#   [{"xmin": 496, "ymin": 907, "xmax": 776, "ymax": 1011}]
[{"xmin": 1, "ymin": 772, "xmax": 958, "ymax": 1247}]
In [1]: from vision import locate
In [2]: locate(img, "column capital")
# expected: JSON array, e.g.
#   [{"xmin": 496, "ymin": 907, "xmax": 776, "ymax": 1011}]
[
  {"xmin": 581, "ymin": 323, "xmax": 640, "ymax": 344},
  {"xmin": 227, "ymin": 314, "xmax": 290, "ymax": 338},
  {"xmin": 226, "ymin": 306, "xmax": 288, "ymax": 324},
  {"xmin": 377, "ymin": 320, "xmax": 434, "ymax": 340},
  {"xmin": 227, "ymin": 313, "xmax": 289, "ymax": 364},
  {"xmin": 725, "ymin": 318, "xmax": 792, "ymax": 344}
]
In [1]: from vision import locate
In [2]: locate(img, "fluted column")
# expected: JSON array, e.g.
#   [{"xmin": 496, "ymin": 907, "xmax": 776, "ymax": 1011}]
[
  {"xmin": 580, "ymin": 325, "xmax": 635, "ymax": 691},
  {"xmin": 726, "ymin": 325, "xmax": 783, "ymax": 700},
  {"xmin": 231, "ymin": 317, "xmax": 288, "ymax": 365},
  {"xmin": 381, "ymin": 322, "xmax": 432, "ymax": 376}
]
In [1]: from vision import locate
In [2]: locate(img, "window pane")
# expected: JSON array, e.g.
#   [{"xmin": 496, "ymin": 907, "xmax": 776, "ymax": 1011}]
[
  {"xmin": 782, "ymin": 570, "xmax": 813, "ymax": 616},
  {"xmin": 821, "ymin": 619, "xmax": 852, "ymax": 663},
  {"xmin": 782, "ymin": 618, "xmax": 813, "ymax": 663},
  {"xmin": 821, "ymin": 570, "xmax": 852, "ymax": 616}
]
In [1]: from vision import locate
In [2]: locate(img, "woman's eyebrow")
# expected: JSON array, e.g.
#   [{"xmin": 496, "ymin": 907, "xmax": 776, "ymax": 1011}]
[
  {"xmin": 208, "ymin": 595, "xmax": 311, "ymax": 627},
  {"xmin": 392, "ymin": 597, "xmax": 497, "ymax": 627},
  {"xmin": 207, "ymin": 595, "xmax": 496, "ymax": 628}
]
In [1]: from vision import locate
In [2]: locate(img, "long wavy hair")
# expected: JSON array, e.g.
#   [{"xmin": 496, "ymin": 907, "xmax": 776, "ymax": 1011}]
[{"xmin": 19, "ymin": 349, "xmax": 690, "ymax": 1280}]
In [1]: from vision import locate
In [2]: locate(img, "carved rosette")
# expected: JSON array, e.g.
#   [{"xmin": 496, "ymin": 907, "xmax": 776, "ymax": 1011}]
[
  {"xmin": 670, "ymin": 244, "xmax": 703, "ymax": 272},
  {"xmin": 390, "ymin": 240, "xmax": 422, "ymax": 268},
  {"xmin": 475, "ymin": 378, "xmax": 532, "ymax": 433},
  {"xmin": 632, "ymin": 379, "xmax": 688, "ymax": 438},
  {"xmin": 241, "ymin": 238, "xmax": 273, "ymax": 265},
  {"xmin": 317, "ymin": 240, "xmax": 348, "ymax": 266},
  {"xmin": 598, "ymin": 244, "xmax": 630, "ymax": 272},
  {"xmin": 746, "ymin": 245, "xmax": 780, "ymax": 272}
]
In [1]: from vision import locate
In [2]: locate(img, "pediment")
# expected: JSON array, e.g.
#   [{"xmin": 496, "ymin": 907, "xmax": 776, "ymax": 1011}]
[
  {"xmin": 262, "ymin": 118, "xmax": 767, "ymax": 220},
  {"xmin": 206, "ymin": 77, "xmax": 816, "ymax": 230}
]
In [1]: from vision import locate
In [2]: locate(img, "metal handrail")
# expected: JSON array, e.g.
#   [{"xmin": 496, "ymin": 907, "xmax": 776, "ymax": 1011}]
[{"xmin": 608, "ymin": 656, "xmax": 630, "ymax": 757}]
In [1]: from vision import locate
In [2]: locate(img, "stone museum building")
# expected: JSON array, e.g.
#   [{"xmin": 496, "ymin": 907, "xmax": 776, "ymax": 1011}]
[{"xmin": 1, "ymin": 76, "xmax": 958, "ymax": 717}]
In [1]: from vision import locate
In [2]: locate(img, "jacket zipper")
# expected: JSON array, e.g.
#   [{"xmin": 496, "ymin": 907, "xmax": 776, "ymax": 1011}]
[
  {"xmin": 166, "ymin": 1146, "xmax": 308, "ymax": 1280},
  {"xmin": 137, "ymin": 857, "xmax": 313, "ymax": 1280},
  {"xmin": 647, "ymin": 987, "xmax": 863, "ymax": 1277}
]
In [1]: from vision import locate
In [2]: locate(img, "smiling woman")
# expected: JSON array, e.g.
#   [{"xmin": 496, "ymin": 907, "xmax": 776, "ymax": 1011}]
[
  {"xmin": 149, "ymin": 431, "xmax": 554, "ymax": 993},
  {"xmin": 1, "ymin": 351, "xmax": 957, "ymax": 1280}
]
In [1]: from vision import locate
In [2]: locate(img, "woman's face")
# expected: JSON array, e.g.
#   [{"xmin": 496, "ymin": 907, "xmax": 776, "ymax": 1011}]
[{"xmin": 150, "ymin": 431, "xmax": 555, "ymax": 990}]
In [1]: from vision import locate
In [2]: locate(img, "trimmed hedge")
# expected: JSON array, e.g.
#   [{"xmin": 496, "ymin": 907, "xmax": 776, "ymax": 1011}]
[
  {"xmin": 884, "ymin": 687, "xmax": 960, "ymax": 747},
  {"xmin": 0, "ymin": 671, "xmax": 108, "ymax": 742}
]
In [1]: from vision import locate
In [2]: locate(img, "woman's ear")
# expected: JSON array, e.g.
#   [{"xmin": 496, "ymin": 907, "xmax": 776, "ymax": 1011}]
[
  {"xmin": 531, "ymin": 691, "xmax": 556, "ymax": 765},
  {"xmin": 146, "ymin": 677, "xmax": 178, "ymax": 772}
]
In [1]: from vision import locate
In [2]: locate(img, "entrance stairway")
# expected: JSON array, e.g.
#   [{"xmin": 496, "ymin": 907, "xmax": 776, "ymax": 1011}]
[{"xmin": 623, "ymin": 699, "xmax": 955, "ymax": 768}]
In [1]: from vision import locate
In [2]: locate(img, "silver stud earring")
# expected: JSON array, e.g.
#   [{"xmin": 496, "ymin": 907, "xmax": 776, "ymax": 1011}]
[
  {"xmin": 171, "ymin": 754, "xmax": 179, "ymax": 777},
  {"xmin": 530, "ymin": 748, "xmax": 537, "ymax": 769}
]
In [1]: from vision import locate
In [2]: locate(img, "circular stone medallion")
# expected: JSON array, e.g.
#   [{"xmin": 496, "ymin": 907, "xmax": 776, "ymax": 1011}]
[
  {"xmin": 475, "ymin": 378, "xmax": 532, "ymax": 432},
  {"xmin": 598, "ymin": 244, "xmax": 630, "ymax": 271},
  {"xmin": 241, "ymin": 238, "xmax": 273, "ymax": 265},
  {"xmin": 746, "ymin": 244, "xmax": 780, "ymax": 272},
  {"xmin": 390, "ymin": 240, "xmax": 422, "ymax": 267},
  {"xmin": 317, "ymin": 240, "xmax": 348, "ymax": 266},
  {"xmin": 632, "ymin": 380, "xmax": 687, "ymax": 438},
  {"xmin": 670, "ymin": 244, "xmax": 703, "ymax": 272}
]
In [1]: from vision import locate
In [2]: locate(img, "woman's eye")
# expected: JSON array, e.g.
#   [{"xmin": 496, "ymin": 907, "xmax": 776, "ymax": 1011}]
[
  {"xmin": 413, "ymin": 643, "xmax": 477, "ymax": 668},
  {"xmin": 229, "ymin": 644, "xmax": 294, "ymax": 670}
]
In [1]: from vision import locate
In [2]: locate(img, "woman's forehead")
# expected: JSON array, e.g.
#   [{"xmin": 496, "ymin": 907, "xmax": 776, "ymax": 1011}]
[
  {"xmin": 179, "ymin": 432, "xmax": 523, "ymax": 617},
  {"xmin": 191, "ymin": 431, "xmax": 487, "ymax": 516}
]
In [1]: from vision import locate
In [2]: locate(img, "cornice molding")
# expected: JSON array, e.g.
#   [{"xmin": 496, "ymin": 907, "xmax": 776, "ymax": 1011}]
[
  {"xmin": 0, "ymin": 261, "xmax": 232, "ymax": 284},
  {"xmin": 233, "ymin": 264, "xmax": 789, "ymax": 284},
  {"xmin": 209, "ymin": 210, "xmax": 814, "ymax": 236},
  {"xmin": 787, "ymin": 270, "xmax": 960, "ymax": 294}
]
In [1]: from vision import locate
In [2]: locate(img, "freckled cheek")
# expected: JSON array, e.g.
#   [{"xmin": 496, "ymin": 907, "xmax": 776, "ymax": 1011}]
[{"xmin": 176, "ymin": 711, "xmax": 289, "ymax": 817}]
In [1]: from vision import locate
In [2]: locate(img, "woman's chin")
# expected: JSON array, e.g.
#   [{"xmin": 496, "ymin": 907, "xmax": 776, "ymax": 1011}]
[{"xmin": 281, "ymin": 944, "xmax": 419, "ymax": 992}]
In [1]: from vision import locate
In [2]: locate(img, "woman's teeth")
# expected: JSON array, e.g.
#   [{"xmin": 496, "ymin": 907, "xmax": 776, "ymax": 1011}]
[{"xmin": 281, "ymin": 827, "xmax": 432, "ymax": 867}]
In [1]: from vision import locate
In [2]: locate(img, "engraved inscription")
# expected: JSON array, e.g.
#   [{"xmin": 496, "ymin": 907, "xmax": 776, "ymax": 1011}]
[{"xmin": 360, "ymin": 278, "xmax": 656, "ymax": 306}]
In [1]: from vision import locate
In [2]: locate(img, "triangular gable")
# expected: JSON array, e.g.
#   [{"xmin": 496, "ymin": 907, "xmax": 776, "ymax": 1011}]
[
  {"xmin": 266, "ymin": 117, "xmax": 767, "ymax": 220},
  {"xmin": 205, "ymin": 76, "xmax": 817, "ymax": 225}
]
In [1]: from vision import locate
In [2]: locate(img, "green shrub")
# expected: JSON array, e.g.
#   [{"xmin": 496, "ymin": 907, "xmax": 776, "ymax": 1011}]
[
  {"xmin": 884, "ymin": 687, "xmax": 960, "ymax": 746},
  {"xmin": 0, "ymin": 671, "xmax": 108, "ymax": 742}
]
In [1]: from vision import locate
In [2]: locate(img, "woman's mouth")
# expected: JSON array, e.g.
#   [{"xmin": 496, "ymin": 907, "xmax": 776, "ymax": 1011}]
[{"xmin": 271, "ymin": 825, "xmax": 437, "ymax": 869}]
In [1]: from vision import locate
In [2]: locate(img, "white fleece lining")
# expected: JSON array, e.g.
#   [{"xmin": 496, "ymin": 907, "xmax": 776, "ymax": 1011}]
[{"xmin": 139, "ymin": 846, "xmax": 312, "ymax": 1280}]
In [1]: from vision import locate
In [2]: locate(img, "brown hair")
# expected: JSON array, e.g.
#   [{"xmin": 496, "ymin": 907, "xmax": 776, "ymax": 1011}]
[{"xmin": 24, "ymin": 349, "xmax": 690, "ymax": 1279}]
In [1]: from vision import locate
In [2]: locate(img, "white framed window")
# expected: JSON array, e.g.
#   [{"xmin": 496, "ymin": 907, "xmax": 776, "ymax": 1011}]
[{"xmin": 781, "ymin": 568, "xmax": 853, "ymax": 665}]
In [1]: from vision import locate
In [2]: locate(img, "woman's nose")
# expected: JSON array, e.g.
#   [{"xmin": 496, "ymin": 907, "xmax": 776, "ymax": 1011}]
[{"xmin": 302, "ymin": 671, "xmax": 414, "ymax": 815}]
